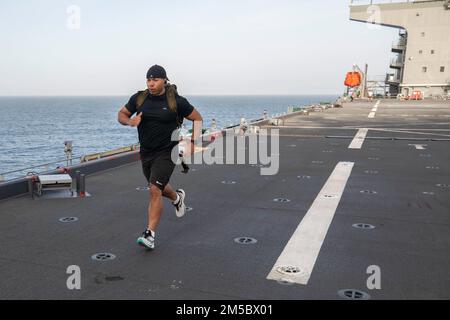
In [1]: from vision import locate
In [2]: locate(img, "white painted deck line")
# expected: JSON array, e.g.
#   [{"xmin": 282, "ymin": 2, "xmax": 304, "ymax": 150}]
[
  {"xmin": 266, "ymin": 161, "xmax": 354, "ymax": 285},
  {"xmin": 348, "ymin": 128, "xmax": 369, "ymax": 149},
  {"xmin": 368, "ymin": 101, "xmax": 380, "ymax": 118}
]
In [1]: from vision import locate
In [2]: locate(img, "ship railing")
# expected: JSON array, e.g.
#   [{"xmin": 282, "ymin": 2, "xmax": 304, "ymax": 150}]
[
  {"xmin": 0, "ymin": 155, "xmax": 84, "ymax": 183},
  {"xmin": 392, "ymin": 40, "xmax": 407, "ymax": 48},
  {"xmin": 0, "ymin": 109, "xmax": 298, "ymax": 182},
  {"xmin": 0, "ymin": 144, "xmax": 140, "ymax": 183},
  {"xmin": 390, "ymin": 58, "xmax": 404, "ymax": 66}
]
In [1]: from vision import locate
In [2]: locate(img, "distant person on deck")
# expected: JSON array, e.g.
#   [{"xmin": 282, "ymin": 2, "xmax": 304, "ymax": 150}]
[{"xmin": 117, "ymin": 65, "xmax": 203, "ymax": 250}]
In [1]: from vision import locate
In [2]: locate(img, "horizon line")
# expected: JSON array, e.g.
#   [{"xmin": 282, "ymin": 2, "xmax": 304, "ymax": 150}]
[{"xmin": 0, "ymin": 93, "xmax": 341, "ymax": 97}]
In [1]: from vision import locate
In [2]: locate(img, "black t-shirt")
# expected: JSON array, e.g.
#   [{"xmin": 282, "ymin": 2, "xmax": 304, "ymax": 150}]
[{"xmin": 125, "ymin": 91, "xmax": 194, "ymax": 156}]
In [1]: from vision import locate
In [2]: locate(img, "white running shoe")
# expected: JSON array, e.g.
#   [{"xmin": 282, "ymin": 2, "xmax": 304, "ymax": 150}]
[
  {"xmin": 173, "ymin": 189, "xmax": 186, "ymax": 218},
  {"xmin": 137, "ymin": 230, "xmax": 155, "ymax": 250}
]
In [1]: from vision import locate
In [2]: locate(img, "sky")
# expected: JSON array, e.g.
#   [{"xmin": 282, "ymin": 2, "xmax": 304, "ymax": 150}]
[{"xmin": 0, "ymin": 0, "xmax": 399, "ymax": 96}]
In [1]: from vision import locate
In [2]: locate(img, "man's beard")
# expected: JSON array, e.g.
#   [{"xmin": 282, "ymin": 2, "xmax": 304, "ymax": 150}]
[{"xmin": 149, "ymin": 87, "xmax": 165, "ymax": 96}]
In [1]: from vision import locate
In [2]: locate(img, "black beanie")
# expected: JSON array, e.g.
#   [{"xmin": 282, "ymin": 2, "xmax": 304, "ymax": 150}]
[{"xmin": 146, "ymin": 65, "xmax": 169, "ymax": 80}]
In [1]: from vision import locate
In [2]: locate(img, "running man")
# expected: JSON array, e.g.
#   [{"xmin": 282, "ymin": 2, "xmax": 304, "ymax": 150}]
[{"xmin": 118, "ymin": 65, "xmax": 203, "ymax": 250}]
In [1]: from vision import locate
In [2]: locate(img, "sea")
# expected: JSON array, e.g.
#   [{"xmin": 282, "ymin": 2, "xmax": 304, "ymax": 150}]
[{"xmin": 0, "ymin": 95, "xmax": 338, "ymax": 180}]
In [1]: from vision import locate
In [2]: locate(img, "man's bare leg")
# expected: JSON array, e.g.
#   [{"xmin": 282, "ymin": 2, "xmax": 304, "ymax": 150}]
[
  {"xmin": 147, "ymin": 184, "xmax": 164, "ymax": 231},
  {"xmin": 147, "ymin": 183, "xmax": 178, "ymax": 231},
  {"xmin": 162, "ymin": 183, "xmax": 177, "ymax": 202}
]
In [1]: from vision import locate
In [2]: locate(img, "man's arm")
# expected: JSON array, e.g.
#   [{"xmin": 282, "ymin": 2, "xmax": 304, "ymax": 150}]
[
  {"xmin": 185, "ymin": 109, "xmax": 203, "ymax": 142},
  {"xmin": 118, "ymin": 106, "xmax": 142, "ymax": 127}
]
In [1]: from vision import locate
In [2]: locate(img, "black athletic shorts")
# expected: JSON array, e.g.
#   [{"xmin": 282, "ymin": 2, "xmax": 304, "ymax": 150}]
[{"xmin": 141, "ymin": 148, "xmax": 176, "ymax": 191}]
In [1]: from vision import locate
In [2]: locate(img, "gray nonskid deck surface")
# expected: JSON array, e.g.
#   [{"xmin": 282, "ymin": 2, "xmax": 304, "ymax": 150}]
[{"xmin": 0, "ymin": 99, "xmax": 449, "ymax": 299}]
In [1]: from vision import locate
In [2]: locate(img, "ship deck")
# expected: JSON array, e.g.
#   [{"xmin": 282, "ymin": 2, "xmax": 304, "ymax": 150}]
[{"xmin": 0, "ymin": 99, "xmax": 449, "ymax": 300}]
